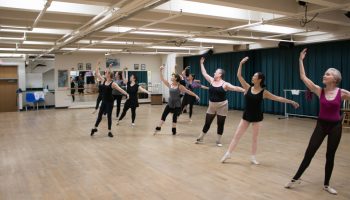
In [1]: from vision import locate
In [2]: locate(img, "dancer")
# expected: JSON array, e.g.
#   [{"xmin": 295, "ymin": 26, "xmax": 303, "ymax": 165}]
[
  {"xmin": 221, "ymin": 56, "xmax": 299, "ymax": 164},
  {"xmin": 92, "ymin": 78, "xmax": 103, "ymax": 114},
  {"xmin": 154, "ymin": 65, "xmax": 199, "ymax": 135},
  {"xmin": 285, "ymin": 49, "xmax": 350, "ymax": 195},
  {"xmin": 195, "ymin": 57, "xmax": 245, "ymax": 146},
  {"xmin": 91, "ymin": 63, "xmax": 129, "ymax": 137},
  {"xmin": 117, "ymin": 71, "xmax": 151, "ymax": 126},
  {"xmin": 180, "ymin": 67, "xmax": 209, "ymax": 121},
  {"xmin": 70, "ymin": 77, "xmax": 75, "ymax": 102},
  {"xmin": 112, "ymin": 71, "xmax": 125, "ymax": 118}
]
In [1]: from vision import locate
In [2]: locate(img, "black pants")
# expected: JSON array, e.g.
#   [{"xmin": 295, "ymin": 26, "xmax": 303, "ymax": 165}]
[
  {"xmin": 71, "ymin": 89, "xmax": 75, "ymax": 102},
  {"xmin": 180, "ymin": 96, "xmax": 194, "ymax": 118},
  {"xmin": 113, "ymin": 95, "xmax": 123, "ymax": 117},
  {"xmin": 293, "ymin": 119, "xmax": 342, "ymax": 186},
  {"xmin": 119, "ymin": 103, "xmax": 136, "ymax": 123},
  {"xmin": 94, "ymin": 101, "xmax": 114, "ymax": 130},
  {"xmin": 202, "ymin": 113, "xmax": 226, "ymax": 135},
  {"xmin": 95, "ymin": 94, "xmax": 103, "ymax": 110},
  {"xmin": 161, "ymin": 105, "xmax": 181, "ymax": 123}
]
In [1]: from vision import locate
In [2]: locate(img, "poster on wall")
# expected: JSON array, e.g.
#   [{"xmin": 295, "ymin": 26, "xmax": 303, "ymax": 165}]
[
  {"xmin": 86, "ymin": 63, "xmax": 92, "ymax": 70},
  {"xmin": 77, "ymin": 63, "xmax": 84, "ymax": 70},
  {"xmin": 58, "ymin": 70, "xmax": 68, "ymax": 87},
  {"xmin": 106, "ymin": 58, "xmax": 120, "ymax": 68},
  {"xmin": 134, "ymin": 64, "xmax": 139, "ymax": 70},
  {"xmin": 141, "ymin": 64, "xmax": 146, "ymax": 70}
]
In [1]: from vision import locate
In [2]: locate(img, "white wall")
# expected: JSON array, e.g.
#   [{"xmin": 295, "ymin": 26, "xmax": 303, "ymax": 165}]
[
  {"xmin": 54, "ymin": 53, "xmax": 162, "ymax": 107},
  {"xmin": 26, "ymin": 73, "xmax": 43, "ymax": 88},
  {"xmin": 43, "ymin": 69, "xmax": 54, "ymax": 90}
]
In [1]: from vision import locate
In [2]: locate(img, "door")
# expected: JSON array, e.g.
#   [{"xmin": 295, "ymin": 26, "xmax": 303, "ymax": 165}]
[{"xmin": 0, "ymin": 65, "xmax": 18, "ymax": 112}]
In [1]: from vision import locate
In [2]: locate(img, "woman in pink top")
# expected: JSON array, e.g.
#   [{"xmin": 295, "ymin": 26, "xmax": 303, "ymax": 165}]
[{"xmin": 285, "ymin": 49, "xmax": 350, "ymax": 195}]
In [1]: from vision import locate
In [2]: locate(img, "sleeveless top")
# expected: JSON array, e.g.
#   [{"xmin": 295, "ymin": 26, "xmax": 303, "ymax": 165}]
[
  {"xmin": 168, "ymin": 86, "xmax": 181, "ymax": 108},
  {"xmin": 112, "ymin": 80, "xmax": 125, "ymax": 96},
  {"xmin": 318, "ymin": 88, "xmax": 342, "ymax": 122},
  {"xmin": 242, "ymin": 87, "xmax": 264, "ymax": 122},
  {"xmin": 102, "ymin": 81, "xmax": 114, "ymax": 103},
  {"xmin": 97, "ymin": 81, "xmax": 103, "ymax": 96},
  {"xmin": 125, "ymin": 81, "xmax": 139, "ymax": 108},
  {"xmin": 208, "ymin": 82, "xmax": 226, "ymax": 102}
]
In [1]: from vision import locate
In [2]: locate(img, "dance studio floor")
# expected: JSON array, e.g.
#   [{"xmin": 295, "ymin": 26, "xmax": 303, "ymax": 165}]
[{"xmin": 0, "ymin": 105, "xmax": 349, "ymax": 200}]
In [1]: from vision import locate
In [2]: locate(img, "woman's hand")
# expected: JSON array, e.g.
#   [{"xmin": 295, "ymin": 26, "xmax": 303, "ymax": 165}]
[
  {"xmin": 291, "ymin": 101, "xmax": 299, "ymax": 109},
  {"xmin": 240, "ymin": 56, "xmax": 249, "ymax": 65},
  {"xmin": 200, "ymin": 57, "xmax": 205, "ymax": 65},
  {"xmin": 300, "ymin": 48, "xmax": 307, "ymax": 61}
]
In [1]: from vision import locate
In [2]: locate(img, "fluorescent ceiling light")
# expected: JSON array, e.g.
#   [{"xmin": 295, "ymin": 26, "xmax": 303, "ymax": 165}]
[
  {"xmin": 148, "ymin": 45, "xmax": 212, "ymax": 50},
  {"xmin": 0, "ymin": 53, "xmax": 25, "ymax": 58},
  {"xmin": 23, "ymin": 41, "xmax": 55, "ymax": 45},
  {"xmin": 294, "ymin": 31, "xmax": 328, "ymax": 37},
  {"xmin": 0, "ymin": 0, "xmax": 107, "ymax": 16},
  {"xmin": 61, "ymin": 48, "xmax": 122, "ymax": 52},
  {"xmin": 132, "ymin": 31, "xmax": 191, "ymax": 37},
  {"xmin": 245, "ymin": 25, "xmax": 303, "ymax": 34},
  {"xmin": 102, "ymin": 26, "xmax": 133, "ymax": 33},
  {"xmin": 188, "ymin": 38, "xmax": 251, "ymax": 45},
  {"xmin": 0, "ymin": 48, "xmax": 45, "ymax": 52},
  {"xmin": 0, "ymin": 27, "xmax": 72, "ymax": 35},
  {"xmin": 156, "ymin": 0, "xmax": 284, "ymax": 21}
]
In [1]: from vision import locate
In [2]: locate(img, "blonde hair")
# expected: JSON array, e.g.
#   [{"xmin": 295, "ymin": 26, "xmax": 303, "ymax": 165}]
[{"xmin": 327, "ymin": 68, "xmax": 342, "ymax": 85}]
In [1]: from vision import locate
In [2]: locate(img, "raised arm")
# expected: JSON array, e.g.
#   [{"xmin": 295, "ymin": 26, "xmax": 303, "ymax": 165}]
[
  {"xmin": 299, "ymin": 48, "xmax": 321, "ymax": 97},
  {"xmin": 223, "ymin": 82, "xmax": 245, "ymax": 93},
  {"xmin": 138, "ymin": 85, "xmax": 151, "ymax": 95},
  {"xmin": 95, "ymin": 61, "xmax": 105, "ymax": 82},
  {"xmin": 342, "ymin": 89, "xmax": 350, "ymax": 101},
  {"xmin": 112, "ymin": 82, "xmax": 129, "ymax": 99},
  {"xmin": 179, "ymin": 85, "xmax": 200, "ymax": 101},
  {"xmin": 121, "ymin": 67, "xmax": 128, "ymax": 84},
  {"xmin": 182, "ymin": 66, "xmax": 189, "ymax": 78},
  {"xmin": 263, "ymin": 90, "xmax": 299, "ymax": 108},
  {"xmin": 200, "ymin": 85, "xmax": 209, "ymax": 90},
  {"xmin": 200, "ymin": 57, "xmax": 214, "ymax": 83},
  {"xmin": 160, "ymin": 66, "xmax": 170, "ymax": 88},
  {"xmin": 237, "ymin": 57, "xmax": 251, "ymax": 90}
]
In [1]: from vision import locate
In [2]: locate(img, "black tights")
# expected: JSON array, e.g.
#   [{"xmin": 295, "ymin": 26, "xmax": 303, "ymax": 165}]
[
  {"xmin": 161, "ymin": 105, "xmax": 181, "ymax": 123},
  {"xmin": 95, "ymin": 94, "xmax": 103, "ymax": 110},
  {"xmin": 202, "ymin": 113, "xmax": 226, "ymax": 135},
  {"xmin": 181, "ymin": 100, "xmax": 194, "ymax": 118},
  {"xmin": 113, "ymin": 95, "xmax": 123, "ymax": 117},
  {"xmin": 94, "ymin": 101, "xmax": 113, "ymax": 130},
  {"xmin": 293, "ymin": 119, "xmax": 342, "ymax": 186},
  {"xmin": 119, "ymin": 104, "xmax": 136, "ymax": 123}
]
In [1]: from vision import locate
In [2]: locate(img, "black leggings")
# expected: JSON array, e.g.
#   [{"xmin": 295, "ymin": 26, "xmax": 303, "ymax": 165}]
[
  {"xmin": 202, "ymin": 113, "xmax": 226, "ymax": 135},
  {"xmin": 181, "ymin": 98, "xmax": 194, "ymax": 118},
  {"xmin": 113, "ymin": 95, "xmax": 123, "ymax": 117},
  {"xmin": 94, "ymin": 101, "xmax": 114, "ymax": 130},
  {"xmin": 71, "ymin": 90, "xmax": 75, "ymax": 102},
  {"xmin": 95, "ymin": 94, "xmax": 103, "ymax": 110},
  {"xmin": 161, "ymin": 105, "xmax": 181, "ymax": 123},
  {"xmin": 119, "ymin": 103, "xmax": 136, "ymax": 123},
  {"xmin": 293, "ymin": 119, "xmax": 342, "ymax": 186}
]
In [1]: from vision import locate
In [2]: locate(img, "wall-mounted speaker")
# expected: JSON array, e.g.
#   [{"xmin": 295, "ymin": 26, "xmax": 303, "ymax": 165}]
[{"xmin": 278, "ymin": 41, "xmax": 295, "ymax": 49}]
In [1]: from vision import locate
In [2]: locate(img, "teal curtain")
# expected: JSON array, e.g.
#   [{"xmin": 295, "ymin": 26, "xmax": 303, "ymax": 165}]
[
  {"xmin": 128, "ymin": 71, "xmax": 147, "ymax": 84},
  {"xmin": 184, "ymin": 40, "xmax": 350, "ymax": 116}
]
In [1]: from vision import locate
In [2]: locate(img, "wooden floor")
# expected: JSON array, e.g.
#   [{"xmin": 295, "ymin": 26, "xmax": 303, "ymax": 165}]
[{"xmin": 0, "ymin": 105, "xmax": 349, "ymax": 200}]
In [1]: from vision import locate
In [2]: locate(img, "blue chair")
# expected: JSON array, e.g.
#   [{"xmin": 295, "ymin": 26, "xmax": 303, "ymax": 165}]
[{"xmin": 25, "ymin": 93, "xmax": 37, "ymax": 111}]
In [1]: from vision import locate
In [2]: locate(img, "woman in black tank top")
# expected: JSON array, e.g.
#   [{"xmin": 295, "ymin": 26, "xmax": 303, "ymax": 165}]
[
  {"xmin": 195, "ymin": 57, "xmax": 245, "ymax": 147},
  {"xmin": 221, "ymin": 56, "xmax": 299, "ymax": 164},
  {"xmin": 91, "ymin": 62, "xmax": 129, "ymax": 138}
]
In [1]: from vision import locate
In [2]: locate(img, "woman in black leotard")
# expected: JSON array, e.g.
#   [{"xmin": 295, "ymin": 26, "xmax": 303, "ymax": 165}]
[
  {"xmin": 117, "ymin": 72, "xmax": 151, "ymax": 126},
  {"xmin": 91, "ymin": 62, "xmax": 129, "ymax": 137},
  {"xmin": 221, "ymin": 56, "xmax": 299, "ymax": 164}
]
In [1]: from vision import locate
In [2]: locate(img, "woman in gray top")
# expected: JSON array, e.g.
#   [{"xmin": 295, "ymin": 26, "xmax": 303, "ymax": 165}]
[
  {"xmin": 112, "ymin": 71, "xmax": 125, "ymax": 118},
  {"xmin": 155, "ymin": 65, "xmax": 199, "ymax": 135}
]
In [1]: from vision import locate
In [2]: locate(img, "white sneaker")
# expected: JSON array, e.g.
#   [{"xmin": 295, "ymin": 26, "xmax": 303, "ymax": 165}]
[
  {"xmin": 131, "ymin": 123, "xmax": 135, "ymax": 127},
  {"xmin": 220, "ymin": 152, "xmax": 231, "ymax": 163},
  {"xmin": 323, "ymin": 186, "xmax": 337, "ymax": 195},
  {"xmin": 284, "ymin": 179, "xmax": 301, "ymax": 188},
  {"xmin": 251, "ymin": 156, "xmax": 260, "ymax": 165},
  {"xmin": 216, "ymin": 141, "xmax": 223, "ymax": 147}
]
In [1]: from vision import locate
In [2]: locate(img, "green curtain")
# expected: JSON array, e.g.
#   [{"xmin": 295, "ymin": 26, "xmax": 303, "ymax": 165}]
[
  {"xmin": 184, "ymin": 40, "xmax": 350, "ymax": 116},
  {"xmin": 128, "ymin": 71, "xmax": 148, "ymax": 84}
]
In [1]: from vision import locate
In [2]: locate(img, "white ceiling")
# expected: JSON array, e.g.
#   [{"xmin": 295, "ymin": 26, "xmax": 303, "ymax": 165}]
[{"xmin": 0, "ymin": 0, "xmax": 349, "ymax": 58}]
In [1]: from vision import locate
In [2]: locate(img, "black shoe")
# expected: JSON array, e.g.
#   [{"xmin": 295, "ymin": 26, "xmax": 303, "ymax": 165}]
[
  {"xmin": 183, "ymin": 109, "xmax": 187, "ymax": 113},
  {"xmin": 156, "ymin": 127, "xmax": 161, "ymax": 131},
  {"xmin": 172, "ymin": 128, "xmax": 176, "ymax": 135},
  {"xmin": 108, "ymin": 132, "xmax": 114, "ymax": 137},
  {"xmin": 91, "ymin": 128, "xmax": 98, "ymax": 136},
  {"xmin": 154, "ymin": 127, "xmax": 161, "ymax": 135}
]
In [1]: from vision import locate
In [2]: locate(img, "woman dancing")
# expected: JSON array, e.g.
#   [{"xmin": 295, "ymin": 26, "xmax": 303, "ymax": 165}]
[
  {"xmin": 154, "ymin": 65, "xmax": 199, "ymax": 135},
  {"xmin": 117, "ymin": 71, "xmax": 151, "ymax": 126},
  {"xmin": 221, "ymin": 56, "xmax": 299, "ymax": 164},
  {"xmin": 91, "ymin": 63, "xmax": 129, "ymax": 137},
  {"xmin": 112, "ymin": 71, "xmax": 125, "ymax": 118},
  {"xmin": 195, "ymin": 57, "xmax": 245, "ymax": 147},
  {"xmin": 285, "ymin": 49, "xmax": 350, "ymax": 195}
]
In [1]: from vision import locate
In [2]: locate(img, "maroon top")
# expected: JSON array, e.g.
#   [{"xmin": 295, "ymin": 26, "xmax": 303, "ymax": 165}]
[{"xmin": 318, "ymin": 88, "xmax": 342, "ymax": 122}]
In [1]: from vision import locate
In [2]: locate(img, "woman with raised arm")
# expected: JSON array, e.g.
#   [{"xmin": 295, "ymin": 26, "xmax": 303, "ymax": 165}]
[
  {"xmin": 221, "ymin": 56, "xmax": 299, "ymax": 164},
  {"xmin": 112, "ymin": 71, "xmax": 125, "ymax": 118},
  {"xmin": 117, "ymin": 69, "xmax": 151, "ymax": 126},
  {"xmin": 91, "ymin": 62, "xmax": 129, "ymax": 138},
  {"xmin": 285, "ymin": 49, "xmax": 350, "ymax": 195},
  {"xmin": 154, "ymin": 65, "xmax": 200, "ymax": 135},
  {"xmin": 195, "ymin": 57, "xmax": 245, "ymax": 147}
]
